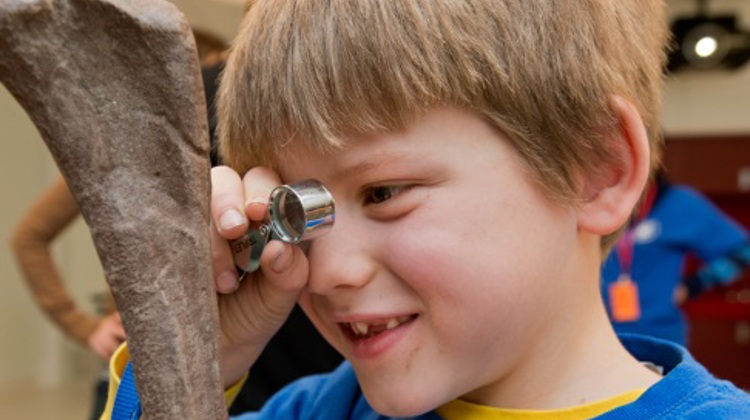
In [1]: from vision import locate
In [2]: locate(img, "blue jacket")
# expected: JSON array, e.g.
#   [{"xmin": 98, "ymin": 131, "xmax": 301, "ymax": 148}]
[{"xmin": 601, "ymin": 185, "xmax": 748, "ymax": 345}]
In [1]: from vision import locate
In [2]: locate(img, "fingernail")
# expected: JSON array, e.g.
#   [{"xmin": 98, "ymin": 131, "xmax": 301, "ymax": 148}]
[
  {"xmin": 245, "ymin": 198, "xmax": 268, "ymax": 220},
  {"xmin": 217, "ymin": 271, "xmax": 239, "ymax": 293},
  {"xmin": 271, "ymin": 244, "xmax": 293, "ymax": 272},
  {"xmin": 219, "ymin": 209, "xmax": 245, "ymax": 232},
  {"xmin": 246, "ymin": 197, "xmax": 268, "ymax": 206}
]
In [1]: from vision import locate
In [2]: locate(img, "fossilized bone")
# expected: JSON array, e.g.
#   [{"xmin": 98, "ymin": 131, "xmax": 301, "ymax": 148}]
[{"xmin": 0, "ymin": 0, "xmax": 226, "ymax": 418}]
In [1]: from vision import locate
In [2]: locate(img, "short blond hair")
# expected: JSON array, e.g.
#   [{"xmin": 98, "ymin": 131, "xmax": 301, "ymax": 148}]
[{"xmin": 218, "ymin": 0, "xmax": 669, "ymax": 248}]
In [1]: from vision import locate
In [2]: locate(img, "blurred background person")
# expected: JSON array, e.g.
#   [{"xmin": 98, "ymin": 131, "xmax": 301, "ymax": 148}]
[
  {"xmin": 601, "ymin": 168, "xmax": 750, "ymax": 346},
  {"xmin": 11, "ymin": 175, "xmax": 123, "ymax": 420}
]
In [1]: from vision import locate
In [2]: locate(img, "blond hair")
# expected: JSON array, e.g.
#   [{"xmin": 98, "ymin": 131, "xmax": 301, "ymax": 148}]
[{"xmin": 218, "ymin": 0, "xmax": 669, "ymax": 249}]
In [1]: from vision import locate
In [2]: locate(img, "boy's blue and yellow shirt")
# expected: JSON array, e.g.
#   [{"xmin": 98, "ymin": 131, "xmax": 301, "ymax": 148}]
[{"xmin": 103, "ymin": 342, "xmax": 647, "ymax": 420}]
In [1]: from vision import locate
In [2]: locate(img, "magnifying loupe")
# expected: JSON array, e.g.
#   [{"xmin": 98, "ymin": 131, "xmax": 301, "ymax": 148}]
[{"xmin": 230, "ymin": 180, "xmax": 335, "ymax": 274}]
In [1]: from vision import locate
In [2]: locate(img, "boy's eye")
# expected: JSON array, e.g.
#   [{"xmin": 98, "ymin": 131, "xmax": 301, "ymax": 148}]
[{"xmin": 362, "ymin": 185, "xmax": 410, "ymax": 205}]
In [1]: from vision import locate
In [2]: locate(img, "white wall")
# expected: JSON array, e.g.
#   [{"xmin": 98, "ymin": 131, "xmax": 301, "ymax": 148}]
[
  {"xmin": 169, "ymin": 0, "xmax": 244, "ymax": 43},
  {"xmin": 1, "ymin": 0, "xmax": 749, "ymax": 391}
]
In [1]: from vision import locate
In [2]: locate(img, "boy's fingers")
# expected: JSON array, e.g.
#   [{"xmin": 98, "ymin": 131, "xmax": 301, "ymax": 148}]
[
  {"xmin": 213, "ymin": 167, "xmax": 306, "ymax": 349},
  {"xmin": 211, "ymin": 166, "xmax": 248, "ymax": 239},
  {"xmin": 211, "ymin": 220, "xmax": 241, "ymax": 294},
  {"xmin": 242, "ymin": 167, "xmax": 283, "ymax": 222},
  {"xmin": 218, "ymin": 241, "xmax": 308, "ymax": 349},
  {"xmin": 256, "ymin": 240, "xmax": 309, "ymax": 319}
]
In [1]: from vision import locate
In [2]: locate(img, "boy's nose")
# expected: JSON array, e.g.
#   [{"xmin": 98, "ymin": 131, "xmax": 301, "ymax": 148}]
[{"xmin": 304, "ymin": 213, "xmax": 377, "ymax": 296}]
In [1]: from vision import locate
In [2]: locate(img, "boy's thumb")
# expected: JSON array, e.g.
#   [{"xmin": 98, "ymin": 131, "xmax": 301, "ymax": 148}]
[{"xmin": 256, "ymin": 241, "xmax": 309, "ymax": 321}]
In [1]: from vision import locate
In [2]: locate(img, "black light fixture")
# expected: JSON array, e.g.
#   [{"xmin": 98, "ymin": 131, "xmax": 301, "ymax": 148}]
[{"xmin": 667, "ymin": 0, "xmax": 750, "ymax": 72}]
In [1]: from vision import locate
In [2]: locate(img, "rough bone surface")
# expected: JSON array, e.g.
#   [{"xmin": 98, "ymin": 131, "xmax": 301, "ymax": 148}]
[{"xmin": 0, "ymin": 0, "xmax": 226, "ymax": 418}]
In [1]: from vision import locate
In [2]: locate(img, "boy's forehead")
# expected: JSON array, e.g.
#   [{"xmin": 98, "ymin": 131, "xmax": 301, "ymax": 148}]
[
  {"xmin": 275, "ymin": 106, "xmax": 494, "ymax": 183},
  {"xmin": 276, "ymin": 133, "xmax": 405, "ymax": 183}
]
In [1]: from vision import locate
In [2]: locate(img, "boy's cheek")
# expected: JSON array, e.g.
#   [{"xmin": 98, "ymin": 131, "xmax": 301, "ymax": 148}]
[
  {"xmin": 385, "ymin": 221, "xmax": 476, "ymax": 282},
  {"xmin": 296, "ymin": 294, "xmax": 345, "ymax": 350}
]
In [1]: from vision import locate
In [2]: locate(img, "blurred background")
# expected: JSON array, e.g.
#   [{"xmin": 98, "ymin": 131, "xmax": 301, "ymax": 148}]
[{"xmin": 1, "ymin": 0, "xmax": 749, "ymax": 418}]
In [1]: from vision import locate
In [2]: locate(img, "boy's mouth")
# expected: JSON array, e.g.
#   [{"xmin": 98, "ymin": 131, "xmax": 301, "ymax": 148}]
[{"xmin": 341, "ymin": 315, "xmax": 417, "ymax": 340}]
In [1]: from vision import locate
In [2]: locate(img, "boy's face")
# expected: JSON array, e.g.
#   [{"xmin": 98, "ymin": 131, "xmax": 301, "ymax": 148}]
[{"xmin": 278, "ymin": 107, "xmax": 582, "ymax": 416}]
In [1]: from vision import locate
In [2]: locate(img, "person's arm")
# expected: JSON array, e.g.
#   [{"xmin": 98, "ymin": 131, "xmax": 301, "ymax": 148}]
[
  {"xmin": 10, "ymin": 175, "xmax": 101, "ymax": 345},
  {"xmin": 668, "ymin": 186, "xmax": 749, "ymax": 302},
  {"xmin": 682, "ymin": 242, "xmax": 750, "ymax": 299}
]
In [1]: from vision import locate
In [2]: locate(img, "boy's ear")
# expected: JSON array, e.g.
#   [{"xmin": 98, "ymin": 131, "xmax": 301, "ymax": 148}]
[{"xmin": 576, "ymin": 96, "xmax": 651, "ymax": 235}]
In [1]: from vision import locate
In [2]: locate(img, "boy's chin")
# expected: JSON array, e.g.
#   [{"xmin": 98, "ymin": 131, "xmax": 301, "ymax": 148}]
[
  {"xmin": 361, "ymin": 382, "xmax": 446, "ymax": 417},
  {"xmin": 368, "ymin": 398, "xmax": 436, "ymax": 418}
]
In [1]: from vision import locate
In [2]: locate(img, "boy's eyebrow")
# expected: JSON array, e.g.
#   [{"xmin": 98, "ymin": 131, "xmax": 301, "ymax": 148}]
[{"xmin": 332, "ymin": 153, "xmax": 413, "ymax": 180}]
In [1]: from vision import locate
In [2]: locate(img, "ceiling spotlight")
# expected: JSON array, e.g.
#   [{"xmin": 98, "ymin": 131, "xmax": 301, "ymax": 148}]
[
  {"xmin": 679, "ymin": 20, "xmax": 732, "ymax": 68},
  {"xmin": 667, "ymin": 6, "xmax": 750, "ymax": 72},
  {"xmin": 694, "ymin": 35, "xmax": 718, "ymax": 58}
]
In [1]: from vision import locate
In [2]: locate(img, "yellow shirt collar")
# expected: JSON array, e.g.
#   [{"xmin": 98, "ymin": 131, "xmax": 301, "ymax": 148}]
[{"xmin": 436, "ymin": 389, "xmax": 645, "ymax": 420}]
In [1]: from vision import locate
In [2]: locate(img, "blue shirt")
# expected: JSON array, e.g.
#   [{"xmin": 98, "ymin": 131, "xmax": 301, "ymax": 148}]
[{"xmin": 232, "ymin": 334, "xmax": 750, "ymax": 419}]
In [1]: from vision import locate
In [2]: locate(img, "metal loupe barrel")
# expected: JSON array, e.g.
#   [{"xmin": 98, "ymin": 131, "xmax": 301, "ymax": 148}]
[
  {"xmin": 269, "ymin": 180, "xmax": 335, "ymax": 243},
  {"xmin": 230, "ymin": 180, "xmax": 335, "ymax": 274}
]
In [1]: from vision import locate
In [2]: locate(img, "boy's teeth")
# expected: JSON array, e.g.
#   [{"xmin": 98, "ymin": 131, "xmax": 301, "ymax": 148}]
[
  {"xmin": 348, "ymin": 316, "xmax": 412, "ymax": 337},
  {"xmin": 352, "ymin": 322, "xmax": 369, "ymax": 335}
]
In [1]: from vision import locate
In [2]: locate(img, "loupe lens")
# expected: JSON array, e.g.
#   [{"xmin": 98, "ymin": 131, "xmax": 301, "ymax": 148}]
[
  {"xmin": 276, "ymin": 190, "xmax": 305, "ymax": 242},
  {"xmin": 269, "ymin": 180, "xmax": 335, "ymax": 243}
]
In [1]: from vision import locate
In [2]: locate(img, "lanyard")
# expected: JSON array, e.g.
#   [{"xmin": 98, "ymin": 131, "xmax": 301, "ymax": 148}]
[
  {"xmin": 112, "ymin": 361, "xmax": 142, "ymax": 420},
  {"xmin": 615, "ymin": 182, "xmax": 658, "ymax": 276}
]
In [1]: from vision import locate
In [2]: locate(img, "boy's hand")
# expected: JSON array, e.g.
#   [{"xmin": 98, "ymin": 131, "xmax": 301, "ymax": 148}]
[{"xmin": 210, "ymin": 166, "xmax": 310, "ymax": 387}]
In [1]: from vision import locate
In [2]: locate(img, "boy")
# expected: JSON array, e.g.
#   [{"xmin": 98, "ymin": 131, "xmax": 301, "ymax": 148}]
[{"xmin": 106, "ymin": 0, "xmax": 750, "ymax": 418}]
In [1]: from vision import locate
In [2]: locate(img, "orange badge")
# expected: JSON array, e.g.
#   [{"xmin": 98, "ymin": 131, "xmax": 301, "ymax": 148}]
[{"xmin": 609, "ymin": 275, "xmax": 641, "ymax": 322}]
